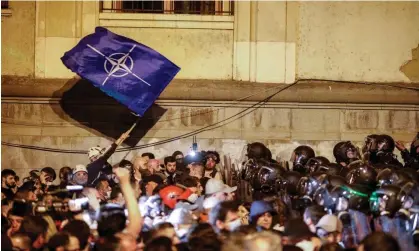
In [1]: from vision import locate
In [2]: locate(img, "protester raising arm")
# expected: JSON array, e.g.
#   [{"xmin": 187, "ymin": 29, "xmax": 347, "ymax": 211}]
[
  {"xmin": 87, "ymin": 132, "xmax": 130, "ymax": 186},
  {"xmin": 114, "ymin": 167, "xmax": 142, "ymax": 237}
]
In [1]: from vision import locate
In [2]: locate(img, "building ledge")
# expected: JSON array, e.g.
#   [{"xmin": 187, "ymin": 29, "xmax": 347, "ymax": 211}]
[
  {"xmin": 99, "ymin": 12, "xmax": 234, "ymax": 30},
  {"xmin": 1, "ymin": 9, "xmax": 12, "ymax": 17},
  {"xmin": 1, "ymin": 76, "xmax": 419, "ymax": 105}
]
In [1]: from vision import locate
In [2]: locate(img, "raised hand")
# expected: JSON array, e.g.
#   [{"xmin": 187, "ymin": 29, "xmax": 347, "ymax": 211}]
[{"xmin": 395, "ymin": 141, "xmax": 406, "ymax": 151}]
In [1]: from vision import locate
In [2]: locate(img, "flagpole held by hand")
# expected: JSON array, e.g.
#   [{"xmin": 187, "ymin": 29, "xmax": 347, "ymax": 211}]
[{"xmin": 116, "ymin": 114, "xmax": 140, "ymax": 146}]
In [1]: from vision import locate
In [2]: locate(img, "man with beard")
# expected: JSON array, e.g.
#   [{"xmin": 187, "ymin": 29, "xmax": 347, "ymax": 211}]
[
  {"xmin": 172, "ymin": 151, "xmax": 188, "ymax": 173},
  {"xmin": 2, "ymin": 169, "xmax": 17, "ymax": 200},
  {"xmin": 164, "ymin": 156, "xmax": 182, "ymax": 185},
  {"xmin": 203, "ymin": 151, "xmax": 222, "ymax": 180}
]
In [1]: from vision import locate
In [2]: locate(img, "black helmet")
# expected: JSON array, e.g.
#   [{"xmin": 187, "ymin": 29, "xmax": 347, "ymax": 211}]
[
  {"xmin": 297, "ymin": 172, "xmax": 328, "ymax": 198},
  {"xmin": 317, "ymin": 185, "xmax": 353, "ymax": 212},
  {"xmin": 291, "ymin": 146, "xmax": 315, "ymax": 174},
  {"xmin": 327, "ymin": 175, "xmax": 347, "ymax": 188},
  {"xmin": 257, "ymin": 165, "xmax": 283, "ymax": 194},
  {"xmin": 392, "ymin": 169, "xmax": 415, "ymax": 186},
  {"xmin": 345, "ymin": 163, "xmax": 377, "ymax": 190},
  {"xmin": 247, "ymin": 142, "xmax": 270, "ymax": 160},
  {"xmin": 333, "ymin": 141, "xmax": 360, "ymax": 165},
  {"xmin": 305, "ymin": 156, "xmax": 330, "ymax": 174},
  {"xmin": 377, "ymin": 134, "xmax": 396, "ymax": 153},
  {"xmin": 362, "ymin": 134, "xmax": 380, "ymax": 156},
  {"xmin": 278, "ymin": 171, "xmax": 303, "ymax": 196},
  {"xmin": 370, "ymin": 185, "xmax": 407, "ymax": 216},
  {"xmin": 323, "ymin": 163, "xmax": 343, "ymax": 176},
  {"xmin": 341, "ymin": 184, "xmax": 371, "ymax": 212},
  {"xmin": 376, "ymin": 168, "xmax": 396, "ymax": 187}
]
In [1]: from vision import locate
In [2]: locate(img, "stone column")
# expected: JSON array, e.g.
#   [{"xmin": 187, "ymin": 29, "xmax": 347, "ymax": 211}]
[
  {"xmin": 233, "ymin": 1, "xmax": 298, "ymax": 84},
  {"xmin": 35, "ymin": 1, "xmax": 99, "ymax": 79}
]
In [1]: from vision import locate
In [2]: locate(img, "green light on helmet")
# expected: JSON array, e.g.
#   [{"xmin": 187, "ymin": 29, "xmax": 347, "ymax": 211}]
[{"xmin": 341, "ymin": 186, "xmax": 369, "ymax": 198}]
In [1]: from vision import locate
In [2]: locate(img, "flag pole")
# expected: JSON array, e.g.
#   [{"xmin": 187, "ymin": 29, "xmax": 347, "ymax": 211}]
[{"xmin": 120, "ymin": 113, "xmax": 141, "ymax": 160}]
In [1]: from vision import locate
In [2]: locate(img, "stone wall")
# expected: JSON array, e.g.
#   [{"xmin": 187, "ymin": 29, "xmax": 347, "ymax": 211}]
[
  {"xmin": 2, "ymin": 92, "xmax": 417, "ymax": 179},
  {"xmin": 297, "ymin": 2, "xmax": 419, "ymax": 82},
  {"xmin": 1, "ymin": 1, "xmax": 36, "ymax": 77}
]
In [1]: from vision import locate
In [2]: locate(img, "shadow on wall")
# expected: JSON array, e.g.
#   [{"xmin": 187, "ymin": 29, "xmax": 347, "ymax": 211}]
[
  {"xmin": 400, "ymin": 44, "xmax": 419, "ymax": 82},
  {"xmin": 50, "ymin": 77, "xmax": 167, "ymax": 147}
]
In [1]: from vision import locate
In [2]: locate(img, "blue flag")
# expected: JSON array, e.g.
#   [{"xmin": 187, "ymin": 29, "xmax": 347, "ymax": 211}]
[{"xmin": 61, "ymin": 27, "xmax": 180, "ymax": 116}]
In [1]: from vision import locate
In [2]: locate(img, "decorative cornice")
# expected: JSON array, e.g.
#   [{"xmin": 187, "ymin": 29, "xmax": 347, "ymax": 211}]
[{"xmin": 2, "ymin": 76, "xmax": 419, "ymax": 105}]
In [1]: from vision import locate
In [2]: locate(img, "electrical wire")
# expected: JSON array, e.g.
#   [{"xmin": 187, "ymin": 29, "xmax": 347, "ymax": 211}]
[
  {"xmin": 1, "ymin": 84, "xmax": 286, "ymax": 127},
  {"xmin": 2, "ymin": 78, "xmax": 417, "ymax": 154},
  {"xmin": 1, "ymin": 82, "xmax": 296, "ymax": 154}
]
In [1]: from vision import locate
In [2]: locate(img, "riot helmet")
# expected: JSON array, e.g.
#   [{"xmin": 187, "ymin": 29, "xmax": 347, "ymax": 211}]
[
  {"xmin": 345, "ymin": 163, "xmax": 377, "ymax": 191},
  {"xmin": 369, "ymin": 184, "xmax": 410, "ymax": 216},
  {"xmin": 305, "ymin": 156, "xmax": 330, "ymax": 174},
  {"xmin": 377, "ymin": 134, "xmax": 396, "ymax": 153},
  {"xmin": 362, "ymin": 134, "xmax": 380, "ymax": 156},
  {"xmin": 333, "ymin": 141, "xmax": 360, "ymax": 165},
  {"xmin": 340, "ymin": 184, "xmax": 371, "ymax": 212},
  {"xmin": 247, "ymin": 142, "xmax": 270, "ymax": 160},
  {"xmin": 297, "ymin": 172, "xmax": 328, "ymax": 198},
  {"xmin": 278, "ymin": 171, "xmax": 303, "ymax": 196},
  {"xmin": 323, "ymin": 163, "xmax": 343, "ymax": 176},
  {"xmin": 291, "ymin": 146, "xmax": 315, "ymax": 174}
]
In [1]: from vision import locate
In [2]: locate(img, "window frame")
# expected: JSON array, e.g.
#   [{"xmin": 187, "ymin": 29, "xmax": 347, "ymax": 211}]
[
  {"xmin": 1, "ymin": 0, "xmax": 12, "ymax": 17},
  {"xmin": 99, "ymin": 0, "xmax": 234, "ymax": 16},
  {"xmin": 98, "ymin": 0, "xmax": 234, "ymax": 30}
]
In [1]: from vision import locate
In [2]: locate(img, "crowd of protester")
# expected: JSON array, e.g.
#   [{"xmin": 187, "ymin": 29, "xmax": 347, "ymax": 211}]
[{"xmin": 1, "ymin": 132, "xmax": 419, "ymax": 251}]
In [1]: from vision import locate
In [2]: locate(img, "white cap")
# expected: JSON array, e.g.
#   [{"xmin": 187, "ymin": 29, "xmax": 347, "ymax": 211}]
[
  {"xmin": 205, "ymin": 178, "xmax": 237, "ymax": 195},
  {"xmin": 168, "ymin": 208, "xmax": 194, "ymax": 225},
  {"xmin": 73, "ymin": 164, "xmax": 87, "ymax": 174},
  {"xmin": 203, "ymin": 197, "xmax": 222, "ymax": 210},
  {"xmin": 316, "ymin": 214, "xmax": 343, "ymax": 233},
  {"xmin": 88, "ymin": 146, "xmax": 103, "ymax": 159}
]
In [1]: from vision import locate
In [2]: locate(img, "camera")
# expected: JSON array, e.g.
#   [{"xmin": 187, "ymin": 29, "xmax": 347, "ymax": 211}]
[{"xmin": 34, "ymin": 197, "xmax": 89, "ymax": 214}]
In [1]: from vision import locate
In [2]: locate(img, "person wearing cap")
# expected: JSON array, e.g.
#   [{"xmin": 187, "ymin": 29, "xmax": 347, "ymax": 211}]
[
  {"xmin": 205, "ymin": 178, "xmax": 236, "ymax": 202},
  {"xmin": 249, "ymin": 200, "xmax": 277, "ymax": 231},
  {"xmin": 86, "ymin": 131, "xmax": 130, "ymax": 186},
  {"xmin": 72, "ymin": 164, "xmax": 88, "ymax": 186},
  {"xmin": 144, "ymin": 175, "xmax": 164, "ymax": 196},
  {"xmin": 7, "ymin": 201, "xmax": 32, "ymax": 237},
  {"xmin": 167, "ymin": 208, "xmax": 196, "ymax": 242},
  {"xmin": 315, "ymin": 214, "xmax": 344, "ymax": 245},
  {"xmin": 199, "ymin": 196, "xmax": 222, "ymax": 223},
  {"xmin": 303, "ymin": 205, "xmax": 327, "ymax": 234}
]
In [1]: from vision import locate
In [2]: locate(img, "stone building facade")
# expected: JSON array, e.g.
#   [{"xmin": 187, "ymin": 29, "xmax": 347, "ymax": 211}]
[{"xmin": 1, "ymin": 1, "xmax": 418, "ymax": 177}]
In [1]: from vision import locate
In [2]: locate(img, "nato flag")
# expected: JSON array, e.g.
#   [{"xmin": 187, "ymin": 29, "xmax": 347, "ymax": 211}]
[{"xmin": 61, "ymin": 27, "xmax": 180, "ymax": 116}]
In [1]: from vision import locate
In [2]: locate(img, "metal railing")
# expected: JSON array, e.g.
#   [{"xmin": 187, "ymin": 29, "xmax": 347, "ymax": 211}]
[{"xmin": 100, "ymin": 0, "xmax": 234, "ymax": 16}]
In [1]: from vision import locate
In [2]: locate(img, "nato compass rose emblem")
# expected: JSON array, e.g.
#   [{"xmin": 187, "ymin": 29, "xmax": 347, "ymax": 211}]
[{"xmin": 87, "ymin": 44, "xmax": 151, "ymax": 86}]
